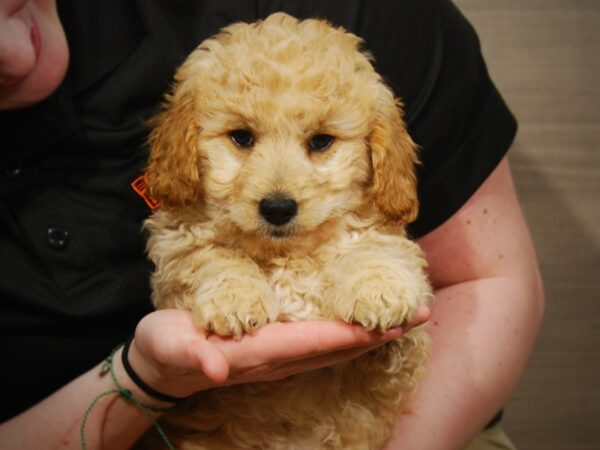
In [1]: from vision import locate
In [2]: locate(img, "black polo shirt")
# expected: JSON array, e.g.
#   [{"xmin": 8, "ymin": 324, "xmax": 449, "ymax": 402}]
[{"xmin": 0, "ymin": 0, "xmax": 516, "ymax": 421}]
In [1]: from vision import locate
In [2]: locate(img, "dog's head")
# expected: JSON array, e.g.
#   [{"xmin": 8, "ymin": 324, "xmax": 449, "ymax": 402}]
[{"xmin": 147, "ymin": 13, "xmax": 418, "ymax": 251}]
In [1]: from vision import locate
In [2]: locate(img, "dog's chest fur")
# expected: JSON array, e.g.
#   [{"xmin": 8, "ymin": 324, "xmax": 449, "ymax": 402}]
[
  {"xmin": 267, "ymin": 258, "xmax": 325, "ymax": 322},
  {"xmin": 145, "ymin": 212, "xmax": 429, "ymax": 450}
]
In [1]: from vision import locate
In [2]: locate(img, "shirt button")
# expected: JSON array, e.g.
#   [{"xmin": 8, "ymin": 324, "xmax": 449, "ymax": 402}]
[
  {"xmin": 47, "ymin": 226, "xmax": 70, "ymax": 250},
  {"xmin": 2, "ymin": 159, "xmax": 24, "ymax": 179}
]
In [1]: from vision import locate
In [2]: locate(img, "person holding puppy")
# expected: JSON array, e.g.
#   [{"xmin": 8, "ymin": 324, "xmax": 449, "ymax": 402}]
[{"xmin": 0, "ymin": 0, "xmax": 543, "ymax": 449}]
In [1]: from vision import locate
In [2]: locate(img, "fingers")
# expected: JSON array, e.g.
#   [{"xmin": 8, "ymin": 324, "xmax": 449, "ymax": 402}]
[
  {"xmin": 130, "ymin": 307, "xmax": 432, "ymax": 393},
  {"xmin": 231, "ymin": 342, "xmax": 385, "ymax": 384},
  {"xmin": 212, "ymin": 306, "xmax": 430, "ymax": 366},
  {"xmin": 209, "ymin": 320, "xmax": 395, "ymax": 369},
  {"xmin": 210, "ymin": 313, "xmax": 430, "ymax": 383},
  {"xmin": 407, "ymin": 306, "xmax": 431, "ymax": 330},
  {"xmin": 225, "ymin": 313, "xmax": 435, "ymax": 384}
]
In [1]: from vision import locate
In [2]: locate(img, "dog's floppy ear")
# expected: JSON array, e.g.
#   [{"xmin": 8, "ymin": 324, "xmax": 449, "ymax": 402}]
[
  {"xmin": 146, "ymin": 85, "xmax": 202, "ymax": 210},
  {"xmin": 368, "ymin": 90, "xmax": 419, "ymax": 224}
]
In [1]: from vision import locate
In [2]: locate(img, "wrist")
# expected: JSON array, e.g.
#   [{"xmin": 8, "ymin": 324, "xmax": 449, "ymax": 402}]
[
  {"xmin": 80, "ymin": 345, "xmax": 177, "ymax": 450},
  {"xmin": 121, "ymin": 337, "xmax": 191, "ymax": 404},
  {"xmin": 113, "ymin": 340, "xmax": 186, "ymax": 409}
]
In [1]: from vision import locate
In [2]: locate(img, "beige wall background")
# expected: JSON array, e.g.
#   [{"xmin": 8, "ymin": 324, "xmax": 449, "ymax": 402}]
[{"xmin": 454, "ymin": 1, "xmax": 600, "ymax": 449}]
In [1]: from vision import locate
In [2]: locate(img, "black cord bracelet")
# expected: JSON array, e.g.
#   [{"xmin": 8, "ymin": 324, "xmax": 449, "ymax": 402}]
[{"xmin": 121, "ymin": 336, "xmax": 190, "ymax": 404}]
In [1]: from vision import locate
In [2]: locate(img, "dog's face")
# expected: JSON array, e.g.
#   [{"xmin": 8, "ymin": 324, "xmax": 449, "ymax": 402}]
[{"xmin": 147, "ymin": 13, "xmax": 418, "ymax": 252}]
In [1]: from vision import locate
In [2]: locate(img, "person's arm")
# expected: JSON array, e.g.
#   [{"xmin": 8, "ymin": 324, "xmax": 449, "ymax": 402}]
[
  {"xmin": 384, "ymin": 157, "xmax": 545, "ymax": 449},
  {"xmin": 0, "ymin": 308, "xmax": 429, "ymax": 450}
]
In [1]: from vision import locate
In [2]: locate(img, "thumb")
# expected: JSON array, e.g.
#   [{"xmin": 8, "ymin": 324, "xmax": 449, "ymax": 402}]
[{"xmin": 188, "ymin": 337, "xmax": 230, "ymax": 384}]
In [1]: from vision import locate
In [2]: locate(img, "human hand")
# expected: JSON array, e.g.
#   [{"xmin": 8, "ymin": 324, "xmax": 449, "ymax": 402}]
[{"xmin": 127, "ymin": 307, "xmax": 430, "ymax": 400}]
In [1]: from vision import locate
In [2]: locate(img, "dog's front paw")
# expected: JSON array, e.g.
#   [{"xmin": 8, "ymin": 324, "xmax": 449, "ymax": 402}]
[
  {"xmin": 336, "ymin": 274, "xmax": 427, "ymax": 331},
  {"xmin": 192, "ymin": 278, "xmax": 276, "ymax": 338}
]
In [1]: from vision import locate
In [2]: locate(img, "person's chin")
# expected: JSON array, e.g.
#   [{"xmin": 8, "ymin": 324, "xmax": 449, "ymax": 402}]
[
  {"xmin": 0, "ymin": 7, "xmax": 69, "ymax": 110},
  {"xmin": 0, "ymin": 49, "xmax": 67, "ymax": 110},
  {"xmin": 0, "ymin": 75, "xmax": 58, "ymax": 110}
]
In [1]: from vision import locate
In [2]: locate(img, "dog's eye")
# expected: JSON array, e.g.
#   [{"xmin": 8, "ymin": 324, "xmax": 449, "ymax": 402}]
[
  {"xmin": 308, "ymin": 134, "xmax": 334, "ymax": 152},
  {"xmin": 229, "ymin": 129, "xmax": 254, "ymax": 148}
]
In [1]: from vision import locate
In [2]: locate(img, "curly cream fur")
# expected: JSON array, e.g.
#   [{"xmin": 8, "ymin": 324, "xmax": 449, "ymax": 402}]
[{"xmin": 143, "ymin": 13, "xmax": 431, "ymax": 450}]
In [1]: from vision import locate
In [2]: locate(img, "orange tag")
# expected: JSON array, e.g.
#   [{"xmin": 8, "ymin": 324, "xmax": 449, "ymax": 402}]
[{"xmin": 130, "ymin": 173, "xmax": 160, "ymax": 211}]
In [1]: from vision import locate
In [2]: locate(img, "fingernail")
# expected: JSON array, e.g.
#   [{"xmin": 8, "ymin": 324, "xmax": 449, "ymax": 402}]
[{"xmin": 382, "ymin": 327, "xmax": 404, "ymax": 339}]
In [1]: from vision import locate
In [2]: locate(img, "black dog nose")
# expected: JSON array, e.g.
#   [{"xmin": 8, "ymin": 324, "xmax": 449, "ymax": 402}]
[{"xmin": 259, "ymin": 196, "xmax": 298, "ymax": 226}]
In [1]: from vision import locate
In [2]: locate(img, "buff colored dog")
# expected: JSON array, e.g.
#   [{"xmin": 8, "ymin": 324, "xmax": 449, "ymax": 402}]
[{"xmin": 143, "ymin": 13, "xmax": 431, "ymax": 450}]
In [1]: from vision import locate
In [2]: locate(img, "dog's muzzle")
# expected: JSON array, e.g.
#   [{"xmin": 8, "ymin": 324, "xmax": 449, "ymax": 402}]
[{"xmin": 259, "ymin": 195, "xmax": 297, "ymax": 226}]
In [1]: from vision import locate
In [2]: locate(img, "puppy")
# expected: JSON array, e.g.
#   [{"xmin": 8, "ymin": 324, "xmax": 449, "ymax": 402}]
[{"xmin": 143, "ymin": 13, "xmax": 431, "ymax": 450}]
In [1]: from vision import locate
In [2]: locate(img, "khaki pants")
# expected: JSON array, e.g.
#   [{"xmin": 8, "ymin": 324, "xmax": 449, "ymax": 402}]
[{"xmin": 464, "ymin": 424, "xmax": 517, "ymax": 450}]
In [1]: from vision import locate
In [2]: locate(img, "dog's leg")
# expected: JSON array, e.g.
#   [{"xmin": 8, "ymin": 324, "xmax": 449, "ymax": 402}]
[
  {"xmin": 152, "ymin": 247, "xmax": 277, "ymax": 338},
  {"xmin": 323, "ymin": 236, "xmax": 430, "ymax": 331}
]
